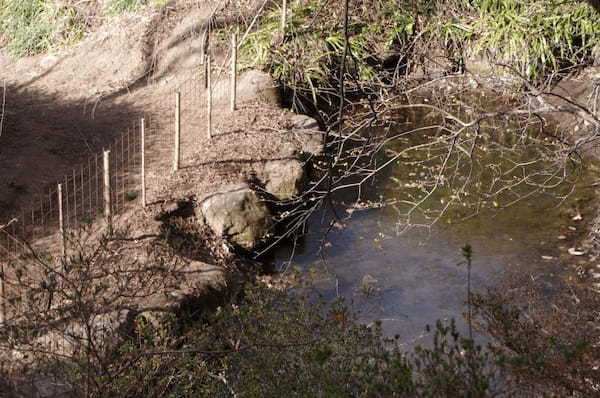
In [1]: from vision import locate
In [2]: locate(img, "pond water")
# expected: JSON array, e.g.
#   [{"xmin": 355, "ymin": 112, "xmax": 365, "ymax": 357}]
[{"xmin": 271, "ymin": 102, "xmax": 598, "ymax": 347}]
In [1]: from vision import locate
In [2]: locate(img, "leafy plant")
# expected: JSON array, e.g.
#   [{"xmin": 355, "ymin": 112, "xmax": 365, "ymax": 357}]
[
  {"xmin": 468, "ymin": 0, "xmax": 600, "ymax": 78},
  {"xmin": 101, "ymin": 283, "xmax": 504, "ymax": 397}
]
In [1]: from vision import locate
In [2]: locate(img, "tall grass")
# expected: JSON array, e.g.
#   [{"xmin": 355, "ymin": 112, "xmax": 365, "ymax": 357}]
[
  {"xmin": 237, "ymin": 0, "xmax": 600, "ymax": 107},
  {"xmin": 0, "ymin": 0, "xmax": 167, "ymax": 56},
  {"xmin": 103, "ymin": 0, "xmax": 166, "ymax": 16},
  {"xmin": 0, "ymin": 0, "xmax": 85, "ymax": 56},
  {"xmin": 469, "ymin": 0, "xmax": 600, "ymax": 78}
]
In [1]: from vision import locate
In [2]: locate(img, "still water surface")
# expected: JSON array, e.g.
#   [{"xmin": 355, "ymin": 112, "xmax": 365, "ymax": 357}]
[{"xmin": 272, "ymin": 113, "xmax": 596, "ymax": 347}]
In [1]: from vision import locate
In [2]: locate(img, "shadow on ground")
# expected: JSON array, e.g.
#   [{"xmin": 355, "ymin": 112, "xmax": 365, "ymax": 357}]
[{"xmin": 0, "ymin": 83, "xmax": 145, "ymax": 219}]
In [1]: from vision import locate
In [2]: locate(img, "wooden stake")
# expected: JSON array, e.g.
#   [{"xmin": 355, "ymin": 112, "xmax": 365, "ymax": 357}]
[
  {"xmin": 207, "ymin": 55, "xmax": 212, "ymax": 139},
  {"xmin": 281, "ymin": 0, "xmax": 287, "ymax": 31},
  {"xmin": 58, "ymin": 183, "xmax": 66, "ymax": 258},
  {"xmin": 203, "ymin": 55, "xmax": 209, "ymax": 89},
  {"xmin": 0, "ymin": 260, "xmax": 5, "ymax": 327},
  {"xmin": 73, "ymin": 169, "xmax": 77, "ymax": 223},
  {"xmin": 141, "ymin": 118, "xmax": 147, "ymax": 207},
  {"xmin": 200, "ymin": 29, "xmax": 206, "ymax": 65},
  {"xmin": 64, "ymin": 176, "xmax": 69, "ymax": 229},
  {"xmin": 231, "ymin": 32, "xmax": 237, "ymax": 112},
  {"xmin": 174, "ymin": 92, "xmax": 181, "ymax": 171},
  {"xmin": 121, "ymin": 133, "xmax": 125, "ymax": 206},
  {"xmin": 95, "ymin": 154, "xmax": 99, "ymax": 213},
  {"xmin": 103, "ymin": 150, "xmax": 112, "ymax": 235}
]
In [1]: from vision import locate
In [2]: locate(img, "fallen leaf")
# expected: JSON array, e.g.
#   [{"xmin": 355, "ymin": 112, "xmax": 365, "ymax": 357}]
[{"xmin": 568, "ymin": 247, "xmax": 585, "ymax": 256}]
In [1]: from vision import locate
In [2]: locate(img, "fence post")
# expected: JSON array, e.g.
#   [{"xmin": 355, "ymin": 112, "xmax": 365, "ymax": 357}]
[
  {"xmin": 230, "ymin": 32, "xmax": 237, "ymax": 112},
  {"xmin": 103, "ymin": 150, "xmax": 112, "ymax": 235},
  {"xmin": 281, "ymin": 0, "xmax": 287, "ymax": 31},
  {"xmin": 141, "ymin": 118, "xmax": 147, "ymax": 207},
  {"xmin": 207, "ymin": 54, "xmax": 212, "ymax": 140},
  {"xmin": 0, "ymin": 261, "xmax": 5, "ymax": 327},
  {"xmin": 58, "ymin": 183, "xmax": 66, "ymax": 258},
  {"xmin": 73, "ymin": 169, "xmax": 77, "ymax": 224},
  {"xmin": 200, "ymin": 29, "xmax": 206, "ymax": 65},
  {"xmin": 174, "ymin": 92, "xmax": 181, "ymax": 171}
]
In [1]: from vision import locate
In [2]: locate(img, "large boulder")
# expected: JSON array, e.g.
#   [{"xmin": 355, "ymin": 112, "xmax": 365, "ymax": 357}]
[
  {"xmin": 261, "ymin": 159, "xmax": 306, "ymax": 201},
  {"xmin": 196, "ymin": 184, "xmax": 272, "ymax": 249},
  {"xmin": 289, "ymin": 114, "xmax": 324, "ymax": 156},
  {"xmin": 213, "ymin": 70, "xmax": 280, "ymax": 105}
]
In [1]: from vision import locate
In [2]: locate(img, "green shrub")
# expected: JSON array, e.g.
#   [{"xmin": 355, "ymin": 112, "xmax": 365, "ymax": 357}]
[
  {"xmin": 100, "ymin": 283, "xmax": 503, "ymax": 397},
  {"xmin": 238, "ymin": 0, "xmax": 600, "ymax": 108}
]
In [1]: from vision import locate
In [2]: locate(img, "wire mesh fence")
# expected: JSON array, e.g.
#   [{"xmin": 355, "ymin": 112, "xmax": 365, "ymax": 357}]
[{"xmin": 0, "ymin": 0, "xmax": 277, "ymax": 381}]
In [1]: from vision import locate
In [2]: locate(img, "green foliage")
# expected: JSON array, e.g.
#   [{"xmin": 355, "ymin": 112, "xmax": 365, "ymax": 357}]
[
  {"xmin": 238, "ymin": 0, "xmax": 600, "ymax": 108},
  {"xmin": 0, "ymin": 0, "xmax": 86, "ymax": 55},
  {"xmin": 0, "ymin": 0, "xmax": 166, "ymax": 55},
  {"xmin": 239, "ymin": 0, "xmax": 419, "ymax": 106},
  {"xmin": 468, "ymin": 0, "xmax": 600, "ymax": 78},
  {"xmin": 101, "ymin": 283, "xmax": 503, "ymax": 397}
]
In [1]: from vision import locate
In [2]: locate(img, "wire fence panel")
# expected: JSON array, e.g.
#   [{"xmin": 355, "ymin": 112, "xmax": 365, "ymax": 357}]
[{"xmin": 0, "ymin": 3, "xmax": 262, "ymax": 369}]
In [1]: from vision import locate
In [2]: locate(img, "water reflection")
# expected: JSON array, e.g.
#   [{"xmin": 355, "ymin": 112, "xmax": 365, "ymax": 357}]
[{"xmin": 272, "ymin": 120, "xmax": 595, "ymax": 348}]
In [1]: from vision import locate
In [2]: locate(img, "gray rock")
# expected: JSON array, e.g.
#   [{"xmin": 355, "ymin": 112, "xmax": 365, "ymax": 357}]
[
  {"xmin": 360, "ymin": 274, "xmax": 378, "ymax": 295},
  {"xmin": 213, "ymin": 70, "xmax": 280, "ymax": 105},
  {"xmin": 196, "ymin": 184, "xmax": 272, "ymax": 249},
  {"xmin": 263, "ymin": 159, "xmax": 306, "ymax": 200},
  {"xmin": 290, "ymin": 114, "xmax": 319, "ymax": 130},
  {"xmin": 162, "ymin": 200, "xmax": 180, "ymax": 214},
  {"xmin": 289, "ymin": 114, "xmax": 324, "ymax": 156},
  {"xmin": 464, "ymin": 55, "xmax": 495, "ymax": 74}
]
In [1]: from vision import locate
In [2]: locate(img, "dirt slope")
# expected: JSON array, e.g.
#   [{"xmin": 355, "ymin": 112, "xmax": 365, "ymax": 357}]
[{"xmin": 0, "ymin": 0, "xmax": 312, "ymax": 222}]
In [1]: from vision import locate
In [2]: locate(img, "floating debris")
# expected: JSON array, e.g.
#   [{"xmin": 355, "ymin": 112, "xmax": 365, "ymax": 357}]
[
  {"xmin": 568, "ymin": 247, "xmax": 585, "ymax": 256},
  {"xmin": 541, "ymin": 255, "xmax": 554, "ymax": 260},
  {"xmin": 572, "ymin": 214, "xmax": 583, "ymax": 221}
]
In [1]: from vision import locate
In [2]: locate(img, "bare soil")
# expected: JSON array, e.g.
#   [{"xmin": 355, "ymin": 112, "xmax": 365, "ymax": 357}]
[{"xmin": 0, "ymin": 0, "xmax": 306, "ymax": 222}]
